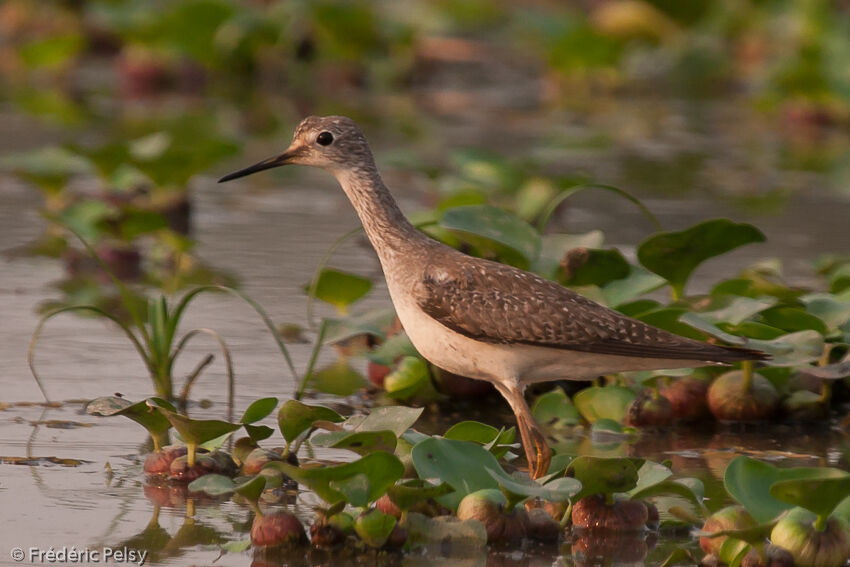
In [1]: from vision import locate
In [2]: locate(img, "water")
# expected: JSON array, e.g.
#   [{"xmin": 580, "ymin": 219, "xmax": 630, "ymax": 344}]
[{"xmin": 1, "ymin": 94, "xmax": 850, "ymax": 565}]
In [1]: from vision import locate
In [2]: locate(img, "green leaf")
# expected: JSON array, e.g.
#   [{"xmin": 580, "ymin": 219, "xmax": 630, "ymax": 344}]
[
  {"xmin": 724, "ymin": 456, "xmax": 849, "ymax": 523},
  {"xmin": 306, "ymin": 359, "xmax": 368, "ymax": 396},
  {"xmin": 277, "ymin": 400, "xmax": 343, "ymax": 444},
  {"xmin": 769, "ymin": 469, "xmax": 850, "ymax": 518},
  {"xmin": 119, "ymin": 209, "xmax": 168, "ymax": 240},
  {"xmin": 697, "ymin": 296, "xmax": 778, "ymax": 325},
  {"xmin": 274, "ymin": 452, "xmax": 404, "ymax": 507},
  {"xmin": 566, "ymin": 456, "xmax": 641, "ymax": 500},
  {"xmin": 311, "ymin": 430, "xmax": 398, "ymax": 455},
  {"xmin": 386, "ymin": 480, "xmax": 455, "ymax": 510},
  {"xmin": 86, "ymin": 396, "xmax": 173, "ymax": 439},
  {"xmin": 559, "ymin": 248, "xmax": 630, "ymax": 287},
  {"xmin": 411, "ymin": 438, "xmax": 504, "ymax": 510},
  {"xmin": 59, "ymin": 200, "xmax": 114, "ymax": 241},
  {"xmin": 440, "ymin": 205, "xmax": 541, "ymax": 268},
  {"xmin": 307, "ymin": 268, "xmax": 372, "ymax": 313},
  {"xmin": 322, "ymin": 308, "xmax": 398, "ymax": 344},
  {"xmin": 760, "ymin": 307, "xmax": 828, "ymax": 335},
  {"xmin": 366, "ymin": 333, "xmax": 419, "ymax": 365},
  {"xmin": 383, "ymin": 356, "xmax": 430, "ymax": 400},
  {"xmin": 242, "ymin": 424, "xmax": 274, "ymax": 443},
  {"xmin": 601, "ymin": 265, "xmax": 667, "ymax": 307},
  {"xmin": 444, "ymin": 421, "xmax": 503, "ymax": 444},
  {"xmin": 638, "ymin": 219, "xmax": 765, "ymax": 297},
  {"xmin": 147, "ymin": 399, "xmax": 241, "ymax": 447},
  {"xmin": 19, "ymin": 34, "xmax": 84, "ymax": 69},
  {"xmin": 630, "ymin": 478, "xmax": 707, "ymax": 515},
  {"xmin": 630, "ymin": 461, "xmax": 673, "ymax": 493},
  {"xmin": 532, "ymin": 387, "xmax": 582, "ymax": 428},
  {"xmin": 533, "ymin": 231, "xmax": 605, "ymax": 279},
  {"xmin": 354, "ymin": 508, "xmax": 397, "ymax": 548},
  {"xmin": 240, "ymin": 397, "xmax": 278, "ymax": 424},
  {"xmin": 349, "ymin": 406, "xmax": 424, "ymax": 437},
  {"xmin": 573, "ymin": 386, "xmax": 636, "ymax": 424},
  {"xmin": 486, "ymin": 468, "xmax": 581, "ymax": 502},
  {"xmin": 188, "ymin": 473, "xmax": 235, "ymax": 496}
]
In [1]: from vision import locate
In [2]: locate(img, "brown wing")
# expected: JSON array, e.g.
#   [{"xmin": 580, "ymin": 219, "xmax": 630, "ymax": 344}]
[{"xmin": 417, "ymin": 257, "xmax": 767, "ymax": 363}]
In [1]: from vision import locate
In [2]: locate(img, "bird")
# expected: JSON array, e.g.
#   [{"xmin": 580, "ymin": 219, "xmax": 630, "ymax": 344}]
[{"xmin": 219, "ymin": 115, "xmax": 769, "ymax": 479}]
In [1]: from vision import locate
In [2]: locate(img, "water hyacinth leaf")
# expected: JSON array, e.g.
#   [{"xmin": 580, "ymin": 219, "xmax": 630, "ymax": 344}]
[
  {"xmin": 221, "ymin": 540, "xmax": 252, "ymax": 553},
  {"xmin": 354, "ymin": 508, "xmax": 397, "ymax": 548},
  {"xmin": 322, "ymin": 307, "xmax": 397, "ymax": 344},
  {"xmin": 636, "ymin": 307, "xmax": 707, "ymax": 339},
  {"xmin": 383, "ymin": 356, "xmax": 430, "ymax": 400},
  {"xmin": 240, "ymin": 397, "xmax": 278, "ymax": 424},
  {"xmin": 444, "ymin": 422, "xmax": 516, "ymax": 459},
  {"xmin": 119, "ymin": 209, "xmax": 168, "ymax": 241},
  {"xmin": 637, "ymin": 219, "xmax": 765, "ymax": 298},
  {"xmin": 659, "ymin": 549, "xmax": 699, "ymax": 567},
  {"xmin": 630, "ymin": 461, "xmax": 673, "ymax": 493},
  {"xmin": 233, "ymin": 474, "xmax": 268, "ymax": 503},
  {"xmin": 350, "ymin": 406, "xmax": 423, "ymax": 437},
  {"xmin": 277, "ymin": 400, "xmax": 344, "ymax": 443},
  {"xmin": 311, "ymin": 430, "xmax": 397, "ymax": 455},
  {"xmin": 834, "ymin": 496, "xmax": 850, "ymax": 524},
  {"xmin": 306, "ymin": 359, "xmax": 368, "ymax": 396},
  {"xmin": 717, "ymin": 537, "xmax": 750, "ymax": 567},
  {"xmin": 697, "ymin": 296, "xmax": 778, "ymax": 325},
  {"xmin": 59, "ymin": 200, "xmax": 113, "ymax": 242},
  {"xmin": 366, "ymin": 332, "xmax": 418, "ymax": 365},
  {"xmin": 486, "ymin": 468, "xmax": 581, "ymax": 502},
  {"xmin": 440, "ymin": 205, "xmax": 541, "ymax": 268},
  {"xmin": 534, "ymin": 231, "xmax": 605, "ymax": 279},
  {"xmin": 0, "ymin": 146, "xmax": 91, "ymax": 191},
  {"xmin": 86, "ymin": 396, "xmax": 173, "ymax": 439},
  {"xmin": 242, "ymin": 424, "xmax": 274, "ymax": 443},
  {"xmin": 411, "ymin": 438, "xmax": 503, "ymax": 509},
  {"xmin": 760, "ymin": 307, "xmax": 828, "ymax": 335},
  {"xmin": 630, "ymin": 479, "xmax": 707, "ymax": 515},
  {"xmin": 798, "ymin": 357, "xmax": 850, "ymax": 380},
  {"xmin": 444, "ymin": 421, "xmax": 502, "ymax": 444},
  {"xmin": 724, "ymin": 456, "xmax": 843, "ymax": 523},
  {"xmin": 532, "ymin": 387, "xmax": 582, "ymax": 428},
  {"xmin": 601, "ymin": 266, "xmax": 667, "ymax": 307},
  {"xmin": 188, "ymin": 473, "xmax": 235, "ymax": 496},
  {"xmin": 333, "ymin": 473, "xmax": 370, "ymax": 507},
  {"xmin": 147, "ymin": 399, "xmax": 242, "ymax": 446},
  {"xmin": 387, "ymin": 480, "xmax": 454, "ymax": 510},
  {"xmin": 751, "ymin": 330, "xmax": 823, "ymax": 366},
  {"xmin": 307, "ymin": 268, "xmax": 372, "ymax": 313},
  {"xmin": 573, "ymin": 386, "xmax": 636, "ymax": 423},
  {"xmin": 769, "ymin": 469, "xmax": 850, "ymax": 518},
  {"xmin": 559, "ymin": 248, "xmax": 631, "ymax": 287},
  {"xmin": 566, "ymin": 456, "xmax": 640, "ymax": 500},
  {"xmin": 274, "ymin": 452, "xmax": 404, "ymax": 507},
  {"xmin": 802, "ymin": 293, "xmax": 850, "ymax": 331}
]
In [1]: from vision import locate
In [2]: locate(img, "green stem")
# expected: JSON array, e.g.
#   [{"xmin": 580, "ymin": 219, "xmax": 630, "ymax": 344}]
[
  {"xmin": 295, "ymin": 320, "xmax": 329, "ymax": 400},
  {"xmin": 187, "ymin": 443, "xmax": 196, "ymax": 468},
  {"xmin": 814, "ymin": 514, "xmax": 827, "ymax": 532},
  {"xmin": 740, "ymin": 361, "xmax": 754, "ymax": 393}
]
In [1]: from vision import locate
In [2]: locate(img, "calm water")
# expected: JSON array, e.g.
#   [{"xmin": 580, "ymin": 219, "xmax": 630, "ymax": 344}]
[{"xmin": 1, "ymin": 94, "xmax": 850, "ymax": 566}]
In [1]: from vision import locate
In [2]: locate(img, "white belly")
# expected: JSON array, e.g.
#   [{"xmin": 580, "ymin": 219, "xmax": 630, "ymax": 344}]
[{"xmin": 388, "ymin": 284, "xmax": 709, "ymax": 389}]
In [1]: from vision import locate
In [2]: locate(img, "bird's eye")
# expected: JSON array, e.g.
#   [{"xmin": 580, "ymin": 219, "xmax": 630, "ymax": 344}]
[{"xmin": 316, "ymin": 131, "xmax": 334, "ymax": 146}]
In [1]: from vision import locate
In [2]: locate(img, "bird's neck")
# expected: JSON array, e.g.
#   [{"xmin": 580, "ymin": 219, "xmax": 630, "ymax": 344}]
[{"xmin": 333, "ymin": 165, "xmax": 425, "ymax": 259}]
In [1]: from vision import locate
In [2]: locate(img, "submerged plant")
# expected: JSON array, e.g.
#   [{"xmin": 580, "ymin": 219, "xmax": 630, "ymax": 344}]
[{"xmin": 29, "ymin": 229, "xmax": 296, "ymax": 403}]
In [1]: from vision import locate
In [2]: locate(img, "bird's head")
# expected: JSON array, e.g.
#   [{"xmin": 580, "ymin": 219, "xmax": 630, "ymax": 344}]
[{"xmin": 219, "ymin": 115, "xmax": 371, "ymax": 182}]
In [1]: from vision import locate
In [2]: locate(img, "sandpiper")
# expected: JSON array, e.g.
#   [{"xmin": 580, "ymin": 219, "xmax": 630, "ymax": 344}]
[{"xmin": 220, "ymin": 115, "xmax": 767, "ymax": 479}]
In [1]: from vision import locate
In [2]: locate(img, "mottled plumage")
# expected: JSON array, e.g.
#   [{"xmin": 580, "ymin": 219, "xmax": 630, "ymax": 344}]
[
  {"xmin": 220, "ymin": 115, "xmax": 768, "ymax": 479},
  {"xmin": 417, "ymin": 254, "xmax": 766, "ymax": 362}
]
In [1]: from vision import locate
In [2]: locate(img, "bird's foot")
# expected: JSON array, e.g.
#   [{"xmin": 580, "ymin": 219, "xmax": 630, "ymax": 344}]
[{"xmin": 528, "ymin": 428, "xmax": 552, "ymax": 480}]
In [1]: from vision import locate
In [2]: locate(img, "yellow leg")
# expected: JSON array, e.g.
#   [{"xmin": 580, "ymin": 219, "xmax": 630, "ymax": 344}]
[{"xmin": 494, "ymin": 383, "xmax": 552, "ymax": 480}]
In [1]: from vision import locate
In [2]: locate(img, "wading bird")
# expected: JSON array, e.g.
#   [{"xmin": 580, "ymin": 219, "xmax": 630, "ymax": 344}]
[{"xmin": 220, "ymin": 116, "xmax": 767, "ymax": 479}]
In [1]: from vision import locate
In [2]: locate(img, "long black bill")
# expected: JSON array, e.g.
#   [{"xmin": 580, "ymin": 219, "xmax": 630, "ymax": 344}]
[{"xmin": 218, "ymin": 151, "xmax": 293, "ymax": 183}]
